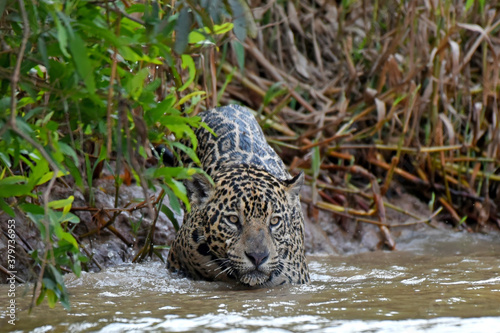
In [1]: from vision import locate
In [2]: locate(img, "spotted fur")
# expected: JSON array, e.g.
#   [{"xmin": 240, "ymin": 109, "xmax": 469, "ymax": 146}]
[{"xmin": 167, "ymin": 105, "xmax": 309, "ymax": 287}]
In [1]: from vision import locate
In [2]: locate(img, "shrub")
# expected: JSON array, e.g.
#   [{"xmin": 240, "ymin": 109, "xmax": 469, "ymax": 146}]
[{"xmin": 0, "ymin": 0, "xmax": 253, "ymax": 309}]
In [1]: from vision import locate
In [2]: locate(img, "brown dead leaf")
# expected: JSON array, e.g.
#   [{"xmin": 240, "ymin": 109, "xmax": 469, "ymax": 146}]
[
  {"xmin": 375, "ymin": 98, "xmax": 386, "ymax": 126},
  {"xmin": 439, "ymin": 113, "xmax": 456, "ymax": 145},
  {"xmin": 287, "ymin": 2, "xmax": 304, "ymax": 36}
]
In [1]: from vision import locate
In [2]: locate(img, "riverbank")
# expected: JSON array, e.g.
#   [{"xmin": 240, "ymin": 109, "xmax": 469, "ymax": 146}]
[{"xmin": 2, "ymin": 175, "xmax": 493, "ymax": 284}]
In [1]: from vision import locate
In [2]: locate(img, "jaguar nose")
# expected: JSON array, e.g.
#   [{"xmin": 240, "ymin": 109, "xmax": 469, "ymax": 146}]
[{"xmin": 245, "ymin": 250, "xmax": 269, "ymax": 268}]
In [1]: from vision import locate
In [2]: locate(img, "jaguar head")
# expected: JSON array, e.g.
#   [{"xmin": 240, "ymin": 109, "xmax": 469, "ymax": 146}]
[{"xmin": 185, "ymin": 165, "xmax": 303, "ymax": 287}]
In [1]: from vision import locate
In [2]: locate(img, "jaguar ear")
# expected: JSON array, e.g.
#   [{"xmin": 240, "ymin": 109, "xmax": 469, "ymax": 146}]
[
  {"xmin": 185, "ymin": 173, "xmax": 214, "ymax": 206},
  {"xmin": 284, "ymin": 171, "xmax": 304, "ymax": 197}
]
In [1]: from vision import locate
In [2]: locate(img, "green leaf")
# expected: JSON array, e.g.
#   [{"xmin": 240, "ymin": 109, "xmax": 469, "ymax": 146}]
[
  {"xmin": 179, "ymin": 55, "xmax": 196, "ymax": 91},
  {"xmin": 0, "ymin": 0, "xmax": 6, "ymax": 19},
  {"xmin": 154, "ymin": 166, "xmax": 197, "ymax": 180},
  {"xmin": 177, "ymin": 91, "xmax": 206, "ymax": 106},
  {"xmin": 0, "ymin": 175, "xmax": 32, "ymax": 198},
  {"xmin": 207, "ymin": 22, "xmax": 234, "ymax": 35},
  {"xmin": 160, "ymin": 200, "xmax": 180, "ymax": 232},
  {"xmin": 46, "ymin": 289, "xmax": 57, "ymax": 308},
  {"xmin": 126, "ymin": 67, "xmax": 149, "ymax": 100},
  {"xmin": 478, "ymin": 0, "xmax": 485, "ymax": 13},
  {"xmin": 58, "ymin": 142, "xmax": 78, "ymax": 165},
  {"xmin": 465, "ymin": 0, "xmax": 474, "ymax": 11},
  {"xmin": 174, "ymin": 7, "xmax": 191, "ymax": 54},
  {"xmin": 228, "ymin": 0, "xmax": 256, "ymax": 41},
  {"xmin": 42, "ymin": 277, "xmax": 57, "ymax": 292},
  {"xmin": 117, "ymin": 45, "xmax": 140, "ymax": 62},
  {"xmin": 37, "ymin": 35, "xmax": 49, "ymax": 69},
  {"xmin": 48, "ymin": 196, "xmax": 74, "ymax": 213},
  {"xmin": 0, "ymin": 152, "xmax": 11, "ymax": 168},
  {"xmin": 15, "ymin": 117, "xmax": 34, "ymax": 135},
  {"xmin": 72, "ymin": 254, "xmax": 82, "ymax": 277},
  {"xmin": 126, "ymin": 3, "xmax": 146, "ymax": 15},
  {"xmin": 144, "ymin": 78, "xmax": 162, "ymax": 93},
  {"xmin": 36, "ymin": 170, "xmax": 68, "ymax": 186},
  {"xmin": 428, "ymin": 192, "xmax": 436, "ymax": 211},
  {"xmin": 0, "ymin": 184, "xmax": 32, "ymax": 197},
  {"xmin": 19, "ymin": 202, "xmax": 45, "ymax": 215},
  {"xmin": 161, "ymin": 184, "xmax": 182, "ymax": 216},
  {"xmin": 0, "ymin": 175, "xmax": 28, "ymax": 185},
  {"xmin": 49, "ymin": 209, "xmax": 80, "ymax": 224},
  {"xmin": 147, "ymin": 95, "xmax": 177, "ymax": 121},
  {"xmin": 0, "ymin": 198, "xmax": 15, "ymax": 217},
  {"xmin": 205, "ymin": 0, "xmax": 223, "ymax": 24},
  {"xmin": 27, "ymin": 156, "xmax": 48, "ymax": 188},
  {"xmin": 171, "ymin": 141, "xmax": 200, "ymax": 165},
  {"xmin": 84, "ymin": 154, "xmax": 94, "ymax": 205},
  {"xmin": 188, "ymin": 23, "xmax": 233, "ymax": 45},
  {"xmin": 68, "ymin": 33, "xmax": 95, "ymax": 94},
  {"xmin": 36, "ymin": 287, "xmax": 46, "ymax": 306},
  {"xmin": 55, "ymin": 226, "xmax": 79, "ymax": 250},
  {"xmin": 65, "ymin": 156, "xmax": 83, "ymax": 188},
  {"xmin": 49, "ymin": 264, "xmax": 66, "ymax": 286},
  {"xmin": 165, "ymin": 178, "xmax": 189, "ymax": 210},
  {"xmin": 188, "ymin": 30, "xmax": 206, "ymax": 44},
  {"xmin": 47, "ymin": 265, "xmax": 70, "ymax": 310},
  {"xmin": 53, "ymin": 15, "xmax": 70, "ymax": 58},
  {"xmin": 231, "ymin": 40, "xmax": 245, "ymax": 72}
]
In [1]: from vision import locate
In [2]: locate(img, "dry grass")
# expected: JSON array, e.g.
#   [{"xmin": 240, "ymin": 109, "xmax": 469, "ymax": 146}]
[{"xmin": 215, "ymin": 1, "xmax": 500, "ymax": 236}]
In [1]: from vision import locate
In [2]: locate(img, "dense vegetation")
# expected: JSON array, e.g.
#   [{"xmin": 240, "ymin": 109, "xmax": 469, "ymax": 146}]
[
  {"xmin": 0, "ymin": 0, "xmax": 253, "ymax": 309},
  {"xmin": 237, "ymin": 0, "xmax": 500, "ymax": 234},
  {"xmin": 1, "ymin": 0, "xmax": 499, "ymax": 310}
]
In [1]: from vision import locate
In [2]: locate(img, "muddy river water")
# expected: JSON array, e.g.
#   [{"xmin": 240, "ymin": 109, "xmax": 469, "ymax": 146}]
[{"xmin": 1, "ymin": 230, "xmax": 499, "ymax": 332}]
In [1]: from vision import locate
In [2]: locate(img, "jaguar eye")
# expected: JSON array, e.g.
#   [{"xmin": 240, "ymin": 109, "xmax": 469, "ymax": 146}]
[
  {"xmin": 227, "ymin": 215, "xmax": 239, "ymax": 224},
  {"xmin": 270, "ymin": 216, "xmax": 282, "ymax": 227}
]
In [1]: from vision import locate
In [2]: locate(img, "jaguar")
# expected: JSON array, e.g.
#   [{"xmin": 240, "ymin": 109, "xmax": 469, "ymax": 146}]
[{"xmin": 166, "ymin": 104, "xmax": 309, "ymax": 287}]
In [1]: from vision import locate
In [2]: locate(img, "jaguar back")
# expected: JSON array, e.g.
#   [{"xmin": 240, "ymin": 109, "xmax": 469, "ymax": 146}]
[{"xmin": 192, "ymin": 105, "xmax": 290, "ymax": 180}]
